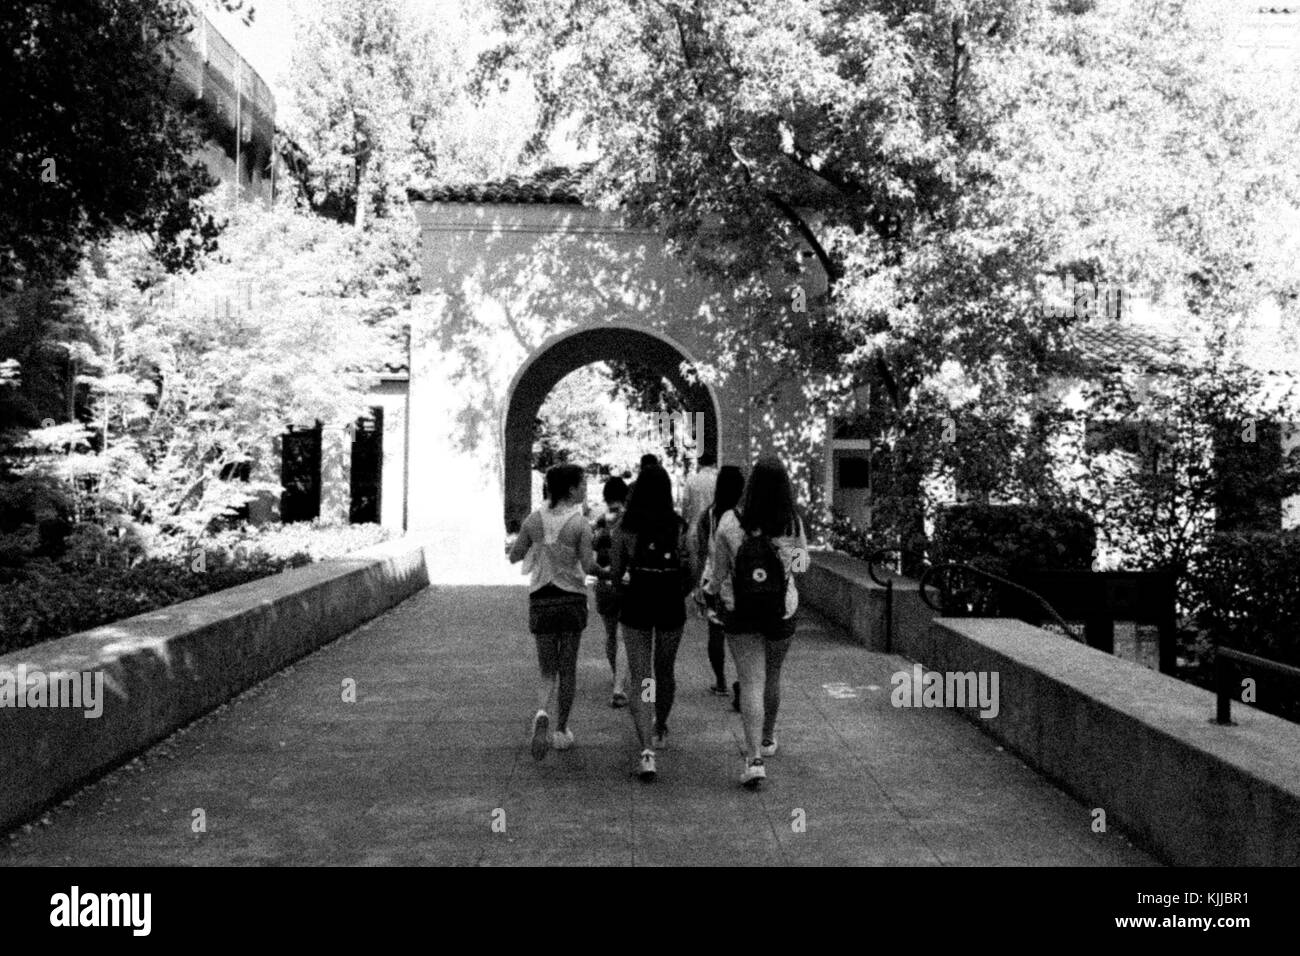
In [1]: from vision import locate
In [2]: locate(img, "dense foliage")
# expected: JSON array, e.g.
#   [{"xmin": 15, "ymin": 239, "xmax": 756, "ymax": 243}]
[
  {"xmin": 0, "ymin": 198, "xmax": 416, "ymax": 540},
  {"xmin": 0, "ymin": 520, "xmax": 392, "ymax": 653},
  {"xmin": 1191, "ymin": 530, "xmax": 1300, "ymax": 667},
  {"xmin": 286, "ymin": 0, "xmax": 540, "ymax": 224},
  {"xmin": 0, "ymin": 0, "xmax": 258, "ymax": 291},
  {"xmin": 931, "ymin": 503, "xmax": 1096, "ymax": 575},
  {"xmin": 486, "ymin": 0, "xmax": 1300, "ymax": 549}
]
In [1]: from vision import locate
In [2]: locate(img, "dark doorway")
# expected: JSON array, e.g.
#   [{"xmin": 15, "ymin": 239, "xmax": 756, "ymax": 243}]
[
  {"xmin": 349, "ymin": 407, "xmax": 384, "ymax": 524},
  {"xmin": 280, "ymin": 422, "xmax": 322, "ymax": 523}
]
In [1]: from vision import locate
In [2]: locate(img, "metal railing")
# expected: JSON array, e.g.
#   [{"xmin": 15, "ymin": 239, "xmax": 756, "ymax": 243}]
[
  {"xmin": 862, "ymin": 548, "xmax": 1086, "ymax": 647},
  {"xmin": 918, "ymin": 561, "xmax": 1086, "ymax": 644},
  {"xmin": 1215, "ymin": 646, "xmax": 1300, "ymax": 725},
  {"xmin": 866, "ymin": 548, "xmax": 902, "ymax": 652}
]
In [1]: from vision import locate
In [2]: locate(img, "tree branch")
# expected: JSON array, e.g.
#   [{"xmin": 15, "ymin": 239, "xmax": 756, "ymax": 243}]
[
  {"xmin": 729, "ymin": 142, "xmax": 842, "ymax": 287},
  {"xmin": 948, "ymin": 19, "xmax": 967, "ymax": 140},
  {"xmin": 875, "ymin": 352, "xmax": 902, "ymax": 412},
  {"xmin": 654, "ymin": 0, "xmax": 707, "ymax": 99},
  {"xmin": 784, "ymin": 138, "xmax": 902, "ymax": 242}
]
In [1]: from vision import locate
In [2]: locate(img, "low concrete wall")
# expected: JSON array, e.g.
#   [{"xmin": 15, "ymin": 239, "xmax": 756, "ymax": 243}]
[
  {"xmin": 0, "ymin": 540, "xmax": 428, "ymax": 834},
  {"xmin": 802, "ymin": 550, "xmax": 933, "ymax": 652},
  {"xmin": 801, "ymin": 551, "xmax": 1300, "ymax": 866}
]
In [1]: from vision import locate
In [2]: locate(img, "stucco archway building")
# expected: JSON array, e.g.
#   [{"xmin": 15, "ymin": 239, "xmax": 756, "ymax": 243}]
[{"xmin": 390, "ymin": 167, "xmax": 825, "ymax": 543}]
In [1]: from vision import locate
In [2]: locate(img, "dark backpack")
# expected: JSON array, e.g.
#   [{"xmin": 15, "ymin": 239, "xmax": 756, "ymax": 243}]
[
  {"xmin": 622, "ymin": 521, "xmax": 688, "ymax": 627},
  {"xmin": 629, "ymin": 524, "xmax": 684, "ymax": 593},
  {"xmin": 731, "ymin": 530, "xmax": 786, "ymax": 630}
]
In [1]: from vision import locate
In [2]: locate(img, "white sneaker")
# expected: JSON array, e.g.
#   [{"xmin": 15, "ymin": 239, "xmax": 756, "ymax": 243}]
[
  {"xmin": 638, "ymin": 749, "xmax": 656, "ymax": 781},
  {"xmin": 552, "ymin": 728, "xmax": 574, "ymax": 751},
  {"xmin": 530, "ymin": 711, "xmax": 549, "ymax": 761},
  {"xmin": 760, "ymin": 737, "xmax": 779, "ymax": 757},
  {"xmin": 740, "ymin": 758, "xmax": 766, "ymax": 788}
]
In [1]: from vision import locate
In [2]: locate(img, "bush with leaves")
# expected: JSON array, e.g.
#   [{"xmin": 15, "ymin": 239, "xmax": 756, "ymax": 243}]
[
  {"xmin": 1191, "ymin": 530, "xmax": 1300, "ymax": 664},
  {"xmin": 1069, "ymin": 357, "xmax": 1300, "ymax": 593},
  {"xmin": 1185, "ymin": 529, "xmax": 1300, "ymax": 722},
  {"xmin": 0, "ymin": 196, "xmax": 417, "ymax": 539},
  {"xmin": 0, "ymin": 520, "xmax": 391, "ymax": 654},
  {"xmin": 932, "ymin": 503, "xmax": 1097, "ymax": 577}
]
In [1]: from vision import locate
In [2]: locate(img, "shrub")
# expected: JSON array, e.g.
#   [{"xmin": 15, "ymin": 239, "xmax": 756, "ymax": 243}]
[
  {"xmin": 1191, "ymin": 531, "xmax": 1300, "ymax": 666},
  {"xmin": 1188, "ymin": 530, "xmax": 1300, "ymax": 722},
  {"xmin": 0, "ymin": 520, "xmax": 391, "ymax": 655},
  {"xmin": 932, "ymin": 504, "xmax": 1097, "ymax": 577}
]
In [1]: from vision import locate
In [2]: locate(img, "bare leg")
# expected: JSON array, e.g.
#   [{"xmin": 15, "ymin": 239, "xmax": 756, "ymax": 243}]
[
  {"xmin": 653, "ymin": 627, "xmax": 684, "ymax": 732},
  {"xmin": 726, "ymin": 631, "xmax": 766, "ymax": 760},
  {"xmin": 762, "ymin": 636, "xmax": 793, "ymax": 740},
  {"xmin": 556, "ymin": 630, "xmax": 581, "ymax": 732},
  {"xmin": 622, "ymin": 624, "xmax": 655, "ymax": 749},
  {"xmin": 534, "ymin": 633, "xmax": 559, "ymax": 716}
]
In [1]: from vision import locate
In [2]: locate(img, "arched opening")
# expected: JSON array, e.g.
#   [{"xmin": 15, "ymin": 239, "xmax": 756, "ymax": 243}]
[{"xmin": 502, "ymin": 324, "xmax": 721, "ymax": 531}]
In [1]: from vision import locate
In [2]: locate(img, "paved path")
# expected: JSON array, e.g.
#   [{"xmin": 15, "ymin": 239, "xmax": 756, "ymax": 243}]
[{"xmin": 1, "ymin": 585, "xmax": 1156, "ymax": 866}]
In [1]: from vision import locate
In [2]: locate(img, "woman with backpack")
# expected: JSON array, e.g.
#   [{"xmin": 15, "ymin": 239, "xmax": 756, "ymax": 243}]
[
  {"xmin": 708, "ymin": 455, "xmax": 808, "ymax": 789},
  {"xmin": 508, "ymin": 463, "xmax": 602, "ymax": 761},
  {"xmin": 692, "ymin": 464, "xmax": 745, "ymax": 698},
  {"xmin": 610, "ymin": 462, "xmax": 691, "ymax": 781}
]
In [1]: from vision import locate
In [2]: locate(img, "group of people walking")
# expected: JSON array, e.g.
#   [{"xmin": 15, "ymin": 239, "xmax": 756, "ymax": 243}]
[{"xmin": 508, "ymin": 452, "xmax": 808, "ymax": 788}]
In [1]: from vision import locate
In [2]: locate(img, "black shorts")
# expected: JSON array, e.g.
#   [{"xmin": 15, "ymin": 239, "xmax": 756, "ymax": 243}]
[
  {"xmin": 594, "ymin": 582, "xmax": 620, "ymax": 619},
  {"xmin": 725, "ymin": 610, "xmax": 798, "ymax": 641},
  {"xmin": 529, "ymin": 584, "xmax": 588, "ymax": 635}
]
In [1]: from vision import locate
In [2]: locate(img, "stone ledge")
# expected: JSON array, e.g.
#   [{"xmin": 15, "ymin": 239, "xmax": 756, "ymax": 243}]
[
  {"xmin": 800, "ymin": 550, "xmax": 1300, "ymax": 865},
  {"xmin": 0, "ymin": 540, "xmax": 429, "ymax": 834},
  {"xmin": 918, "ymin": 617, "xmax": 1300, "ymax": 866},
  {"xmin": 802, "ymin": 550, "xmax": 929, "ymax": 651}
]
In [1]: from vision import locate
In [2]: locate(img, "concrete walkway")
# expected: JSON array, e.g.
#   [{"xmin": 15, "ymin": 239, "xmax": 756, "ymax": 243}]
[{"xmin": 1, "ymin": 585, "xmax": 1156, "ymax": 866}]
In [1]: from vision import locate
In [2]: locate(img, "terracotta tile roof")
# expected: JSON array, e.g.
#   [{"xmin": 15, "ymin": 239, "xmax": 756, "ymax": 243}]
[
  {"xmin": 1069, "ymin": 322, "xmax": 1191, "ymax": 372},
  {"xmin": 407, "ymin": 165, "xmax": 592, "ymax": 205}
]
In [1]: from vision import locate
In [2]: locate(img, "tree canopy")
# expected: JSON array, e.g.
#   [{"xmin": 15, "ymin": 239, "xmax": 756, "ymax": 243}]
[
  {"xmin": 0, "ymin": 0, "xmax": 254, "ymax": 292},
  {"xmin": 285, "ymin": 0, "xmax": 541, "ymax": 225},
  {"xmin": 485, "ymin": 0, "xmax": 1300, "ymax": 544}
]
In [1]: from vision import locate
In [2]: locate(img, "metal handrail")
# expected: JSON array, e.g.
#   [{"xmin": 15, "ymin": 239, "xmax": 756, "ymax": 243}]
[
  {"xmin": 918, "ymin": 561, "xmax": 1086, "ymax": 644},
  {"xmin": 864, "ymin": 547, "xmax": 903, "ymax": 653},
  {"xmin": 866, "ymin": 547, "xmax": 902, "ymax": 588},
  {"xmin": 1215, "ymin": 645, "xmax": 1300, "ymax": 725}
]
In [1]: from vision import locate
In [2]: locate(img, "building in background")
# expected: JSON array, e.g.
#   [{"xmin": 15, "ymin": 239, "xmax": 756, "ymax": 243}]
[{"xmin": 169, "ymin": 0, "xmax": 279, "ymax": 202}]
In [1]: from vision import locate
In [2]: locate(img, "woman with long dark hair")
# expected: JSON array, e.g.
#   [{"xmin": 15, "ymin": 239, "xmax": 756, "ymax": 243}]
[
  {"xmin": 693, "ymin": 464, "xmax": 745, "ymax": 696},
  {"xmin": 708, "ymin": 456, "xmax": 808, "ymax": 788},
  {"xmin": 610, "ymin": 462, "xmax": 690, "ymax": 781}
]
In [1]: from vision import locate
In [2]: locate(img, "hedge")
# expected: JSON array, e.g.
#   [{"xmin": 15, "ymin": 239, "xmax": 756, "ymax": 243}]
[
  {"xmin": 1192, "ymin": 530, "xmax": 1300, "ymax": 667},
  {"xmin": 932, "ymin": 504, "xmax": 1097, "ymax": 577},
  {"xmin": 0, "ymin": 521, "xmax": 392, "ymax": 655}
]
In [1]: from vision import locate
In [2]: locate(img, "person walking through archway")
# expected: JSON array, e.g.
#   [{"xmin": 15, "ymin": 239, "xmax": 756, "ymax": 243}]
[
  {"xmin": 508, "ymin": 463, "xmax": 600, "ymax": 760},
  {"xmin": 692, "ymin": 464, "xmax": 745, "ymax": 698},
  {"xmin": 610, "ymin": 462, "xmax": 690, "ymax": 781},
  {"xmin": 593, "ymin": 476, "xmax": 630, "ymax": 708},
  {"xmin": 708, "ymin": 456, "xmax": 808, "ymax": 789}
]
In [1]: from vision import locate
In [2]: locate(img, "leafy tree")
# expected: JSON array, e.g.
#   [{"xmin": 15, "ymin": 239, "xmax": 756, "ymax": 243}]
[
  {"xmin": 1073, "ymin": 357, "xmax": 1300, "ymax": 590},
  {"xmin": 3, "ymin": 198, "xmax": 417, "ymax": 538},
  {"xmin": 487, "ymin": 0, "xmax": 1300, "ymax": 556},
  {"xmin": 0, "ymin": 0, "xmax": 251, "ymax": 292},
  {"xmin": 285, "ymin": 0, "xmax": 539, "ymax": 225},
  {"xmin": 533, "ymin": 362, "xmax": 689, "ymax": 473}
]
